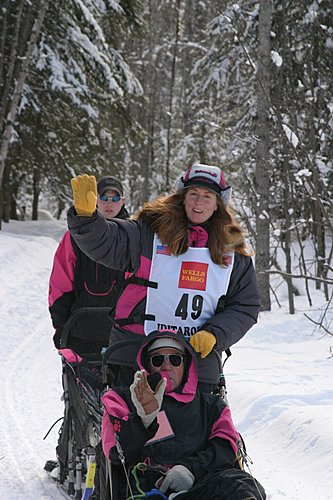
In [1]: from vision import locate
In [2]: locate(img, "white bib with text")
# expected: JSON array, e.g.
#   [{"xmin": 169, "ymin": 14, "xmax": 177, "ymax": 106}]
[{"xmin": 144, "ymin": 235, "xmax": 234, "ymax": 339}]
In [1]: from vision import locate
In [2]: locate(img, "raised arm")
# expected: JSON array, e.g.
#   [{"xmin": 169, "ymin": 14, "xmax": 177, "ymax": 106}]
[
  {"xmin": 101, "ymin": 374, "xmax": 166, "ymax": 466},
  {"xmin": 67, "ymin": 174, "xmax": 140, "ymax": 272}
]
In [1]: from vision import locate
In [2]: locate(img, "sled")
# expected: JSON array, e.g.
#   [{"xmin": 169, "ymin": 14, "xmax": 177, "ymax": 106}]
[
  {"xmin": 45, "ymin": 308, "xmax": 231, "ymax": 499},
  {"xmin": 45, "ymin": 307, "xmax": 113, "ymax": 499}
]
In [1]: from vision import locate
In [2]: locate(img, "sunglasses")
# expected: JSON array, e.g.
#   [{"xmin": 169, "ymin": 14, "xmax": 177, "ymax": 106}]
[
  {"xmin": 149, "ymin": 354, "xmax": 184, "ymax": 368},
  {"xmin": 99, "ymin": 194, "xmax": 122, "ymax": 202}
]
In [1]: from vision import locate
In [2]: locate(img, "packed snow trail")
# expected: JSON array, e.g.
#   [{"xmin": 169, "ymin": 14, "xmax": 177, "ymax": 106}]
[{"xmin": 0, "ymin": 225, "xmax": 65, "ymax": 499}]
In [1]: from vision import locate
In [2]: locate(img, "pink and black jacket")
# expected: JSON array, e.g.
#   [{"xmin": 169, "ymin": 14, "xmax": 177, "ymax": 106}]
[
  {"xmin": 49, "ymin": 206, "xmax": 129, "ymax": 353},
  {"xmin": 67, "ymin": 207, "xmax": 260, "ymax": 378},
  {"xmin": 101, "ymin": 330, "xmax": 241, "ymax": 480}
]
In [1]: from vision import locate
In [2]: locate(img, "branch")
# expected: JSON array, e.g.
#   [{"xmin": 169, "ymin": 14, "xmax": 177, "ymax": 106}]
[
  {"xmin": 303, "ymin": 314, "xmax": 332, "ymax": 336},
  {"xmin": 261, "ymin": 269, "xmax": 333, "ymax": 285}
]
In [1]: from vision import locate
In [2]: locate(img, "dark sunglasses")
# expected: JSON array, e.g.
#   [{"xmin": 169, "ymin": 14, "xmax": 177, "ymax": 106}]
[
  {"xmin": 149, "ymin": 354, "xmax": 184, "ymax": 368},
  {"xmin": 99, "ymin": 194, "xmax": 122, "ymax": 202}
]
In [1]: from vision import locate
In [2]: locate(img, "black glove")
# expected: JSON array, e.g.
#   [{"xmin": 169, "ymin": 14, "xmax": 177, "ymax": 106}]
[{"xmin": 53, "ymin": 328, "xmax": 63, "ymax": 349}]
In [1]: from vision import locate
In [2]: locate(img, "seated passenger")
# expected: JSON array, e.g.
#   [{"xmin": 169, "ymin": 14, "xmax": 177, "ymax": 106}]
[{"xmin": 101, "ymin": 330, "xmax": 266, "ymax": 499}]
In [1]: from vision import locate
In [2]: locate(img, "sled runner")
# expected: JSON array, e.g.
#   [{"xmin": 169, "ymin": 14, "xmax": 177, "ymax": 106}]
[{"xmin": 45, "ymin": 307, "xmax": 113, "ymax": 499}]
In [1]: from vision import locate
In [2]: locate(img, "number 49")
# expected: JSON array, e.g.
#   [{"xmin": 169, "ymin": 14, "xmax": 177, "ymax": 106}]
[{"xmin": 175, "ymin": 293, "xmax": 203, "ymax": 320}]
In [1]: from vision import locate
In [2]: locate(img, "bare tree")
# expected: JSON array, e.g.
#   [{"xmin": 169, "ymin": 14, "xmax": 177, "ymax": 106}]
[
  {"xmin": 165, "ymin": 0, "xmax": 181, "ymax": 191},
  {"xmin": 254, "ymin": 0, "xmax": 272, "ymax": 310}
]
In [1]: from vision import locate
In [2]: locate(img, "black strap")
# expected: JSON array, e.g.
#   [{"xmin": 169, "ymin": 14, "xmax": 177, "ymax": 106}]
[
  {"xmin": 110, "ymin": 275, "xmax": 157, "ymax": 312},
  {"xmin": 222, "ymin": 348, "xmax": 232, "ymax": 368},
  {"xmin": 126, "ymin": 276, "xmax": 158, "ymax": 289},
  {"xmin": 214, "ymin": 295, "xmax": 232, "ymax": 366},
  {"xmin": 116, "ymin": 313, "xmax": 155, "ymax": 327}
]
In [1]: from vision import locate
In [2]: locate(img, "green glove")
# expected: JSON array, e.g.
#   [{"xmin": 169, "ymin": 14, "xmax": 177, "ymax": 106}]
[
  {"xmin": 71, "ymin": 174, "xmax": 97, "ymax": 216},
  {"xmin": 190, "ymin": 330, "xmax": 216, "ymax": 358}
]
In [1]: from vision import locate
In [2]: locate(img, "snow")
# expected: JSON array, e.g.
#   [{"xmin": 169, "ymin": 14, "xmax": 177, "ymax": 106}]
[
  {"xmin": 282, "ymin": 124, "xmax": 299, "ymax": 148},
  {"xmin": 0, "ymin": 217, "xmax": 332, "ymax": 499},
  {"xmin": 271, "ymin": 51, "xmax": 283, "ymax": 68},
  {"xmin": 295, "ymin": 168, "xmax": 312, "ymax": 185}
]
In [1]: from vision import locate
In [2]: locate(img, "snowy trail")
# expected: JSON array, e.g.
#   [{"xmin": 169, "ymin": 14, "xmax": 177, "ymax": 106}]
[
  {"xmin": 1, "ymin": 220, "xmax": 333, "ymax": 499},
  {"xmin": 2, "ymin": 321, "xmax": 62, "ymax": 499},
  {"xmin": 0, "ymin": 229, "xmax": 64, "ymax": 499}
]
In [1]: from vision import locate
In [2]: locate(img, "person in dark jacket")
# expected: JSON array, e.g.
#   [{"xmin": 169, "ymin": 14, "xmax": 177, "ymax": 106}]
[
  {"xmin": 67, "ymin": 164, "xmax": 261, "ymax": 387},
  {"xmin": 101, "ymin": 330, "xmax": 266, "ymax": 499},
  {"xmin": 49, "ymin": 175, "xmax": 130, "ymax": 353}
]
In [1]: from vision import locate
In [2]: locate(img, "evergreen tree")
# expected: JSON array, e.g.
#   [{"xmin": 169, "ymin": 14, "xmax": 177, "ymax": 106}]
[{"xmin": 1, "ymin": 0, "xmax": 142, "ymax": 220}]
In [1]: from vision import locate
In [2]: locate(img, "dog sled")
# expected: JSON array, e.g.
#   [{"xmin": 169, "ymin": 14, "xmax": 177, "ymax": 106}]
[{"xmin": 44, "ymin": 309, "xmax": 234, "ymax": 500}]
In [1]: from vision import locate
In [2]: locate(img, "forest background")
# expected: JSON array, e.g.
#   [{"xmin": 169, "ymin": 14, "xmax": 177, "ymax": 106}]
[{"xmin": 0, "ymin": 0, "xmax": 332, "ymax": 319}]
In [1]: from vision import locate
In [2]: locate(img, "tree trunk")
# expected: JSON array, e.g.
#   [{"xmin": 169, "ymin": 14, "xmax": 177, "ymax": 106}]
[
  {"xmin": 0, "ymin": 0, "xmax": 49, "ymax": 192},
  {"xmin": 2, "ymin": 162, "xmax": 10, "ymax": 223},
  {"xmin": 255, "ymin": 0, "xmax": 272, "ymax": 311},
  {"xmin": 165, "ymin": 0, "xmax": 181, "ymax": 191},
  {"xmin": 182, "ymin": 0, "xmax": 194, "ymax": 136},
  {"xmin": 139, "ymin": 0, "xmax": 158, "ymax": 205},
  {"xmin": 282, "ymin": 155, "xmax": 295, "ymax": 314},
  {"xmin": 0, "ymin": 0, "xmax": 25, "ymax": 130},
  {"xmin": 0, "ymin": 0, "xmax": 10, "ymax": 103},
  {"xmin": 56, "ymin": 198, "xmax": 65, "ymax": 220},
  {"xmin": 144, "ymin": 0, "xmax": 157, "ymax": 203},
  {"xmin": 32, "ymin": 166, "xmax": 41, "ymax": 220},
  {"xmin": 0, "ymin": 182, "xmax": 3, "ymax": 229},
  {"xmin": 306, "ymin": 21, "xmax": 326, "ymax": 293},
  {"xmin": 10, "ymin": 177, "xmax": 19, "ymax": 220}
]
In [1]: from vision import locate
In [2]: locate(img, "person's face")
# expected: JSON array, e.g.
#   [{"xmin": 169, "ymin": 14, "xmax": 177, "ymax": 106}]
[
  {"xmin": 97, "ymin": 189, "xmax": 125, "ymax": 219},
  {"xmin": 183, "ymin": 187, "xmax": 218, "ymax": 224},
  {"xmin": 148, "ymin": 348, "xmax": 185, "ymax": 391}
]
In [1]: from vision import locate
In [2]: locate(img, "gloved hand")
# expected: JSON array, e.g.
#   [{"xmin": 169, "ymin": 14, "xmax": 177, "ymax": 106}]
[
  {"xmin": 71, "ymin": 174, "xmax": 97, "ymax": 216},
  {"xmin": 158, "ymin": 465, "xmax": 194, "ymax": 494},
  {"xmin": 130, "ymin": 370, "xmax": 166, "ymax": 428},
  {"xmin": 53, "ymin": 328, "xmax": 63, "ymax": 349},
  {"xmin": 189, "ymin": 330, "xmax": 216, "ymax": 358}
]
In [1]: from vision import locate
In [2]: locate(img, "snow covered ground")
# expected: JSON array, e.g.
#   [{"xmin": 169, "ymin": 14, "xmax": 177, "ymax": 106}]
[{"xmin": 0, "ymin": 218, "xmax": 332, "ymax": 499}]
